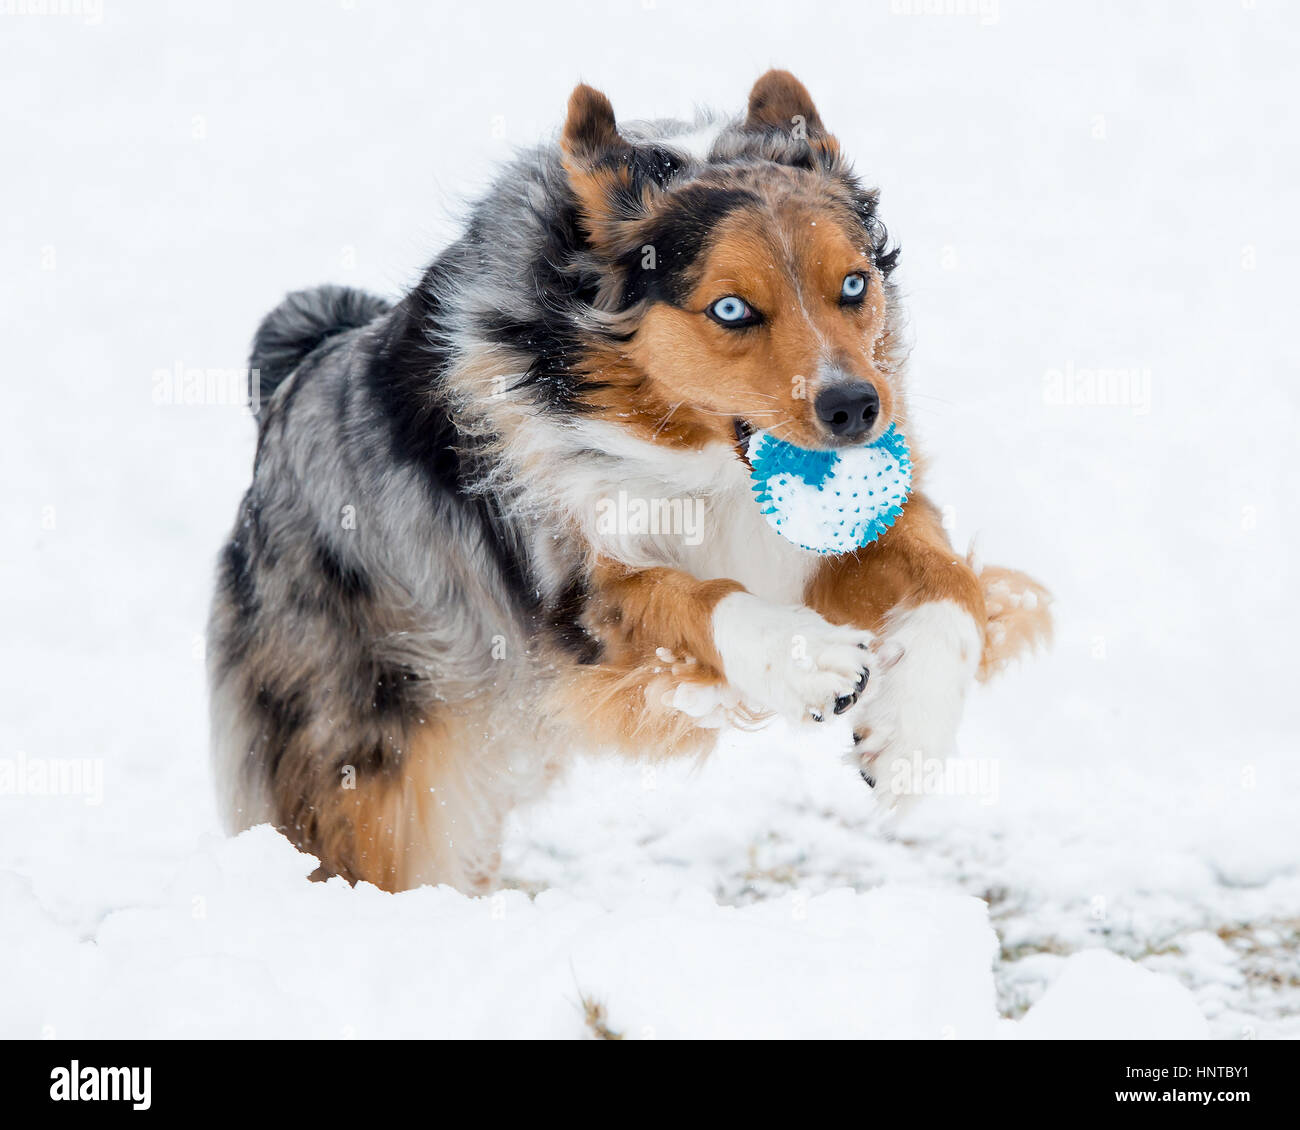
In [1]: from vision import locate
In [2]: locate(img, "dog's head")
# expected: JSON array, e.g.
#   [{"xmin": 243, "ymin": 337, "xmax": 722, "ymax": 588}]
[{"xmin": 560, "ymin": 71, "xmax": 903, "ymax": 455}]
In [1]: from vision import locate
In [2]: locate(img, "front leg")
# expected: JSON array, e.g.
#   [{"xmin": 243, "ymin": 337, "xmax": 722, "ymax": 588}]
[
  {"xmin": 805, "ymin": 495, "xmax": 986, "ymax": 799},
  {"xmin": 590, "ymin": 562, "xmax": 874, "ymax": 722}
]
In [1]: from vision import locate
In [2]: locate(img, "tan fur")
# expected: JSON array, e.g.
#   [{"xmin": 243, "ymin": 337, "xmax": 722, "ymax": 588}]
[
  {"xmin": 587, "ymin": 563, "xmax": 743, "ymax": 671},
  {"xmin": 561, "ymin": 84, "xmax": 656, "ymax": 257},
  {"xmin": 550, "ymin": 661, "xmax": 726, "ymax": 764},
  {"xmin": 571, "ymin": 186, "xmax": 902, "ymax": 453},
  {"xmin": 974, "ymin": 563, "xmax": 1054, "ymax": 681},
  {"xmin": 633, "ymin": 207, "xmax": 894, "ymax": 449},
  {"xmin": 541, "ymin": 563, "xmax": 749, "ymax": 759},
  {"xmin": 744, "ymin": 68, "xmax": 839, "ymax": 168},
  {"xmin": 566, "ymin": 338, "xmax": 721, "ymax": 451},
  {"xmin": 278, "ymin": 710, "xmax": 523, "ymax": 894},
  {"xmin": 804, "ymin": 500, "xmax": 1052, "ymax": 680},
  {"xmin": 805, "ymin": 496, "xmax": 986, "ymax": 630}
]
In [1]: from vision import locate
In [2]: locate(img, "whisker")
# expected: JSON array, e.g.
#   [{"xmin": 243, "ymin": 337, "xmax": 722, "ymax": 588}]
[
  {"xmin": 688, "ymin": 407, "xmax": 782, "ymax": 419},
  {"xmin": 762, "ymin": 418, "xmax": 800, "ymax": 441},
  {"xmin": 651, "ymin": 401, "xmax": 681, "ymax": 439}
]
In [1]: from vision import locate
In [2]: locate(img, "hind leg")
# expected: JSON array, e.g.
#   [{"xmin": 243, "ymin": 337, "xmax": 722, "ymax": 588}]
[{"xmin": 287, "ymin": 713, "xmax": 518, "ymax": 893}]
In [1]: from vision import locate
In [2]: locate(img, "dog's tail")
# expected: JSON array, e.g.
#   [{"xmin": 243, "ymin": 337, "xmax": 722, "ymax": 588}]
[{"xmin": 249, "ymin": 285, "xmax": 391, "ymax": 416}]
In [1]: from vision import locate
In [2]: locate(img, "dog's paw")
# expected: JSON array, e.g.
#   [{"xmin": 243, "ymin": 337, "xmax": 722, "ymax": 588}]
[
  {"xmin": 847, "ymin": 601, "xmax": 982, "ymax": 802},
  {"xmin": 711, "ymin": 592, "xmax": 874, "ymax": 722}
]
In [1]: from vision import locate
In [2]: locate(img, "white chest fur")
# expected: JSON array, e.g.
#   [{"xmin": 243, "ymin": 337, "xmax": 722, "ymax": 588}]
[
  {"xmin": 679, "ymin": 462, "xmax": 817, "ymax": 605},
  {"xmin": 535, "ymin": 421, "xmax": 818, "ymax": 607}
]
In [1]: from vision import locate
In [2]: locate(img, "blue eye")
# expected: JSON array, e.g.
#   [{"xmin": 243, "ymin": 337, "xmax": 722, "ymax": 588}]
[
  {"xmin": 708, "ymin": 296, "xmax": 756, "ymax": 326},
  {"xmin": 841, "ymin": 273, "xmax": 867, "ymax": 301}
]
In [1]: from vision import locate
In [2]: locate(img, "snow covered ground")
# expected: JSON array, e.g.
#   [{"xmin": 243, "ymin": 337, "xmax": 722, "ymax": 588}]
[{"xmin": 2, "ymin": 1, "xmax": 1297, "ymax": 1039}]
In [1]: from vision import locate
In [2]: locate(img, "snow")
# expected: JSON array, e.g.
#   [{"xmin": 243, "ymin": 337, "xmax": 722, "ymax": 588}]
[
  {"xmin": 1008, "ymin": 950, "xmax": 1210, "ymax": 1041},
  {"xmin": 9, "ymin": 827, "xmax": 1003, "ymax": 1039},
  {"xmin": 2, "ymin": 1, "xmax": 1297, "ymax": 1039}
]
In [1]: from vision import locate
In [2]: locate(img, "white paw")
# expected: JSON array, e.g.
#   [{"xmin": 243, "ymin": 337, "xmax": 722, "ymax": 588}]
[
  {"xmin": 711, "ymin": 592, "xmax": 875, "ymax": 722},
  {"xmin": 848, "ymin": 601, "xmax": 982, "ymax": 803}
]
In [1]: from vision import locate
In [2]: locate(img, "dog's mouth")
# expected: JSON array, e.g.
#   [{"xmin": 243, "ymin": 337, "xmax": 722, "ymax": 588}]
[
  {"xmin": 732, "ymin": 415, "xmax": 873, "ymax": 456},
  {"xmin": 732, "ymin": 417, "xmax": 754, "ymax": 460},
  {"xmin": 733, "ymin": 413, "xmax": 893, "ymax": 458}
]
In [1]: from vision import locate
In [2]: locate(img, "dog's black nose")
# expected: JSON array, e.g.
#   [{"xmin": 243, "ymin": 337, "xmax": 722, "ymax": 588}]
[{"xmin": 814, "ymin": 383, "xmax": 879, "ymax": 440}]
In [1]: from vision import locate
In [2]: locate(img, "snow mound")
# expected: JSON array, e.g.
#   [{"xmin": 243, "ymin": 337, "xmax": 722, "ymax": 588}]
[
  {"xmin": 1009, "ymin": 949, "xmax": 1210, "ymax": 1040},
  {"xmin": 1, "ymin": 827, "xmax": 1208, "ymax": 1040}
]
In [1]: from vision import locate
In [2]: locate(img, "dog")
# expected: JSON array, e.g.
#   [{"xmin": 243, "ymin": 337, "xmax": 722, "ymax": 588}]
[{"xmin": 208, "ymin": 71, "xmax": 1051, "ymax": 893}]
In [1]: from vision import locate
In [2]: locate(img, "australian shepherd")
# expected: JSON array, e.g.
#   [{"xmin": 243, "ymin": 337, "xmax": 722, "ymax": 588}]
[{"xmin": 208, "ymin": 71, "xmax": 1051, "ymax": 892}]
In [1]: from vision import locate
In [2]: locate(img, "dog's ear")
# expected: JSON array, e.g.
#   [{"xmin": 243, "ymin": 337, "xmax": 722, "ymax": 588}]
[
  {"xmin": 743, "ymin": 70, "xmax": 839, "ymax": 164},
  {"xmin": 744, "ymin": 69, "xmax": 826, "ymax": 134},
  {"xmin": 560, "ymin": 83, "xmax": 663, "ymax": 255},
  {"xmin": 561, "ymin": 83, "xmax": 626, "ymax": 158}
]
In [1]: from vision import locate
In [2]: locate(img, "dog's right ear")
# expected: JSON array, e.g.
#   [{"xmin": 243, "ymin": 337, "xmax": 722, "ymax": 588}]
[
  {"xmin": 560, "ymin": 83, "xmax": 652, "ymax": 255},
  {"xmin": 561, "ymin": 83, "xmax": 626, "ymax": 158}
]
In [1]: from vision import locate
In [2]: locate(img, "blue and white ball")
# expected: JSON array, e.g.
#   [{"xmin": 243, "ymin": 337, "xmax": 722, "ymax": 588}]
[{"xmin": 748, "ymin": 424, "xmax": 913, "ymax": 555}]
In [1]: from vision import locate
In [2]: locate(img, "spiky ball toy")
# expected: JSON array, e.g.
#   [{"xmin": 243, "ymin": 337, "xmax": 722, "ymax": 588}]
[{"xmin": 748, "ymin": 424, "xmax": 913, "ymax": 555}]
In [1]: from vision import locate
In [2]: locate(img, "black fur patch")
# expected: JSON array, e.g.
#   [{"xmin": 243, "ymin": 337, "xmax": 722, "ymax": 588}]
[
  {"xmin": 840, "ymin": 179, "xmax": 901, "ymax": 276},
  {"xmin": 544, "ymin": 572, "xmax": 602, "ymax": 664},
  {"xmin": 592, "ymin": 144, "xmax": 688, "ymax": 221},
  {"xmin": 253, "ymin": 682, "xmax": 310, "ymax": 781},
  {"xmin": 215, "ymin": 490, "xmax": 269, "ymax": 655},
  {"xmin": 617, "ymin": 185, "xmax": 761, "ymax": 307},
  {"xmin": 368, "ymin": 663, "xmax": 420, "ymax": 716},
  {"xmin": 352, "ymin": 735, "xmax": 404, "ymax": 776},
  {"xmin": 363, "ymin": 283, "xmax": 539, "ymax": 618},
  {"xmin": 475, "ymin": 198, "xmax": 608, "ymax": 416},
  {"xmin": 626, "ymin": 145, "xmax": 687, "ymax": 190},
  {"xmin": 220, "ymin": 530, "xmax": 257, "ymax": 620},
  {"xmin": 364, "ymin": 286, "xmax": 460, "ymax": 485},
  {"xmin": 314, "ymin": 538, "xmax": 371, "ymax": 603}
]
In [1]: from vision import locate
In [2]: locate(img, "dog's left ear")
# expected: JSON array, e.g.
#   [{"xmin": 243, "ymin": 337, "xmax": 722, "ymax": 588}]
[
  {"xmin": 560, "ymin": 83, "xmax": 662, "ymax": 255},
  {"xmin": 743, "ymin": 70, "xmax": 840, "ymax": 163}
]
